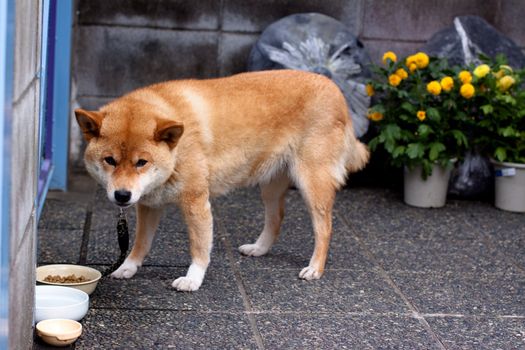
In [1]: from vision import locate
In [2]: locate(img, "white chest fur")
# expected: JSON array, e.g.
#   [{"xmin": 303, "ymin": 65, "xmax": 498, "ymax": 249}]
[{"xmin": 139, "ymin": 179, "xmax": 183, "ymax": 208}]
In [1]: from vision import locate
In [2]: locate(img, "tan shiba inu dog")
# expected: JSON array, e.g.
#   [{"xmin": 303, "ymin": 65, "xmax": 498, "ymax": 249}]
[{"xmin": 75, "ymin": 70, "xmax": 369, "ymax": 291}]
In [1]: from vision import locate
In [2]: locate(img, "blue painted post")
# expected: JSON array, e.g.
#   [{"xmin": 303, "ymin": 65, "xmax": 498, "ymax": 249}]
[
  {"xmin": 49, "ymin": 0, "xmax": 73, "ymax": 191},
  {"xmin": 37, "ymin": 0, "xmax": 55, "ymax": 213},
  {"xmin": 37, "ymin": 0, "xmax": 73, "ymax": 218}
]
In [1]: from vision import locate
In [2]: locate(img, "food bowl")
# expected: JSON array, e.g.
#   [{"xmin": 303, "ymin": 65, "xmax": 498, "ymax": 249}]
[
  {"xmin": 36, "ymin": 319, "xmax": 82, "ymax": 347},
  {"xmin": 36, "ymin": 264, "xmax": 102, "ymax": 295},
  {"xmin": 35, "ymin": 285, "xmax": 89, "ymax": 322}
]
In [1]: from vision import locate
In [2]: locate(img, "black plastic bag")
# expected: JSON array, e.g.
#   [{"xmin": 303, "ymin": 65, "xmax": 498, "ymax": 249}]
[
  {"xmin": 247, "ymin": 13, "xmax": 372, "ymax": 137},
  {"xmin": 449, "ymin": 151, "xmax": 493, "ymax": 198}
]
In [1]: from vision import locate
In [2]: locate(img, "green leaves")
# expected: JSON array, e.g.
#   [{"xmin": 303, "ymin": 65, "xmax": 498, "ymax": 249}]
[
  {"xmin": 443, "ymin": 98, "xmax": 457, "ymax": 110},
  {"xmin": 383, "ymin": 124, "xmax": 402, "ymax": 141},
  {"xmin": 417, "ymin": 124, "xmax": 433, "ymax": 138},
  {"xmin": 497, "ymin": 94, "xmax": 516, "ymax": 105},
  {"xmin": 499, "ymin": 126, "xmax": 520, "ymax": 137},
  {"xmin": 429, "ymin": 142, "xmax": 446, "ymax": 161},
  {"xmin": 372, "ymin": 123, "xmax": 402, "ymax": 153},
  {"xmin": 481, "ymin": 104, "xmax": 494, "ymax": 115},
  {"xmin": 401, "ymin": 102, "xmax": 416, "ymax": 114},
  {"xmin": 494, "ymin": 147, "xmax": 507, "ymax": 162},
  {"xmin": 406, "ymin": 143, "xmax": 425, "ymax": 159},
  {"xmin": 368, "ymin": 137, "xmax": 379, "ymax": 151},
  {"xmin": 451, "ymin": 130, "xmax": 468, "ymax": 147},
  {"xmin": 426, "ymin": 107, "xmax": 441, "ymax": 122},
  {"xmin": 392, "ymin": 145, "xmax": 406, "ymax": 158}
]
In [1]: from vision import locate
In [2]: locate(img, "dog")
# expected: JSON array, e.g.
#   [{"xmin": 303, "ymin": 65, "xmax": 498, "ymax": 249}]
[{"xmin": 75, "ymin": 70, "xmax": 369, "ymax": 291}]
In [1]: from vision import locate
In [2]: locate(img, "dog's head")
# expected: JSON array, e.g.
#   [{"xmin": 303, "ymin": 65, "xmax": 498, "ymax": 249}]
[{"xmin": 75, "ymin": 104, "xmax": 183, "ymax": 207}]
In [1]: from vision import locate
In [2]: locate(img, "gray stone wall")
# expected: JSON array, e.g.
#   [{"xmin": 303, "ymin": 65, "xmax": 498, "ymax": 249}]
[
  {"xmin": 10, "ymin": 0, "xmax": 41, "ymax": 348},
  {"xmin": 71, "ymin": 0, "xmax": 525, "ymax": 167},
  {"xmin": 73, "ymin": 0, "xmax": 525, "ymax": 100}
]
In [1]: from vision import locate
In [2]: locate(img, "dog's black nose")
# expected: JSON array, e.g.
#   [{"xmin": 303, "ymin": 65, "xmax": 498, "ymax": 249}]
[{"xmin": 114, "ymin": 190, "xmax": 132, "ymax": 204}]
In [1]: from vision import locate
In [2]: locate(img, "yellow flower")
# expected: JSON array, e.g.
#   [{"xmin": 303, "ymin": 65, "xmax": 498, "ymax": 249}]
[
  {"xmin": 440, "ymin": 76, "xmax": 454, "ymax": 92},
  {"xmin": 368, "ymin": 112, "xmax": 384, "ymax": 122},
  {"xmin": 406, "ymin": 55, "xmax": 416, "ymax": 67},
  {"xmin": 458, "ymin": 71, "xmax": 472, "ymax": 84},
  {"xmin": 427, "ymin": 81, "xmax": 442, "ymax": 95},
  {"xmin": 494, "ymin": 65, "xmax": 513, "ymax": 79},
  {"xmin": 497, "ymin": 75, "xmax": 516, "ymax": 92},
  {"xmin": 473, "ymin": 64, "xmax": 490, "ymax": 78},
  {"xmin": 417, "ymin": 110, "xmax": 426, "ymax": 121},
  {"xmin": 395, "ymin": 68, "xmax": 408, "ymax": 80},
  {"xmin": 460, "ymin": 83, "xmax": 475, "ymax": 99},
  {"xmin": 388, "ymin": 74, "xmax": 402, "ymax": 87},
  {"xmin": 405, "ymin": 52, "xmax": 429, "ymax": 71},
  {"xmin": 365, "ymin": 84, "xmax": 374, "ymax": 96},
  {"xmin": 382, "ymin": 51, "xmax": 397, "ymax": 64},
  {"xmin": 413, "ymin": 52, "xmax": 429, "ymax": 69}
]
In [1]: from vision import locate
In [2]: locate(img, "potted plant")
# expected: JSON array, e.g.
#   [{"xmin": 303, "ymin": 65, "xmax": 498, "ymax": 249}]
[
  {"xmin": 366, "ymin": 51, "xmax": 470, "ymax": 207},
  {"xmin": 467, "ymin": 56, "xmax": 525, "ymax": 212}
]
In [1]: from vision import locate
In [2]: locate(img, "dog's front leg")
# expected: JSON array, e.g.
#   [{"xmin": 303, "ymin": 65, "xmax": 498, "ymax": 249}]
[
  {"xmin": 111, "ymin": 204, "xmax": 163, "ymax": 279},
  {"xmin": 172, "ymin": 192, "xmax": 213, "ymax": 292}
]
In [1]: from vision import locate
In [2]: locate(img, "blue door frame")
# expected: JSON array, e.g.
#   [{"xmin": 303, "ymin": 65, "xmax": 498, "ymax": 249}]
[{"xmin": 0, "ymin": 0, "xmax": 14, "ymax": 347}]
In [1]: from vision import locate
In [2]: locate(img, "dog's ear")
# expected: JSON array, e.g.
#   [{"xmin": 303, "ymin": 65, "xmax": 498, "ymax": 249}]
[
  {"xmin": 75, "ymin": 109, "xmax": 104, "ymax": 141},
  {"xmin": 155, "ymin": 120, "xmax": 184, "ymax": 149}
]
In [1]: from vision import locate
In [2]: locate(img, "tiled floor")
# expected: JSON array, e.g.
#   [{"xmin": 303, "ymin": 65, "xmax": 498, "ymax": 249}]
[{"xmin": 34, "ymin": 174, "xmax": 525, "ymax": 349}]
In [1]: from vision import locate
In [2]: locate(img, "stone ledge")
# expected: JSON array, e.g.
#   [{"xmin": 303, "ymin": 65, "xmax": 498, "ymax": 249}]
[{"xmin": 77, "ymin": 0, "xmax": 220, "ymax": 30}]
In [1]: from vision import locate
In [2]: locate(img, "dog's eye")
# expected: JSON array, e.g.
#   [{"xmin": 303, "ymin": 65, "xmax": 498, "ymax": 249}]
[
  {"xmin": 104, "ymin": 156, "xmax": 117, "ymax": 166},
  {"xmin": 136, "ymin": 159, "xmax": 148, "ymax": 168}
]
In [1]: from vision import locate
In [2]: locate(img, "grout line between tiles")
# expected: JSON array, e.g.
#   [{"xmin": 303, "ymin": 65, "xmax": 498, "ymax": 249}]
[
  {"xmin": 335, "ymin": 208, "xmax": 448, "ymax": 350},
  {"xmin": 213, "ymin": 204, "xmax": 265, "ymax": 350},
  {"xmin": 88, "ymin": 307, "xmax": 413, "ymax": 317}
]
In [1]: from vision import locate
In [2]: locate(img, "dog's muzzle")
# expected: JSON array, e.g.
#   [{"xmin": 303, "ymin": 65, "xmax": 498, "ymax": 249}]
[{"xmin": 114, "ymin": 190, "xmax": 132, "ymax": 206}]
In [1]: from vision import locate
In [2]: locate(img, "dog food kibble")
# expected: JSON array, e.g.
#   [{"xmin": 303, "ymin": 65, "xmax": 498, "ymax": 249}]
[{"xmin": 43, "ymin": 274, "xmax": 88, "ymax": 283}]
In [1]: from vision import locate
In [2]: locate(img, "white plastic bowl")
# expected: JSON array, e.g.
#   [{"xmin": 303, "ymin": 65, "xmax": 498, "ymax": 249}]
[{"xmin": 35, "ymin": 285, "xmax": 89, "ymax": 322}]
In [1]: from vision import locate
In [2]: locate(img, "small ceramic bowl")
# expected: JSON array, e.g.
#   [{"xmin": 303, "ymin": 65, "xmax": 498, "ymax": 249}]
[
  {"xmin": 36, "ymin": 264, "xmax": 102, "ymax": 295},
  {"xmin": 35, "ymin": 285, "xmax": 89, "ymax": 322},
  {"xmin": 36, "ymin": 319, "xmax": 82, "ymax": 347}
]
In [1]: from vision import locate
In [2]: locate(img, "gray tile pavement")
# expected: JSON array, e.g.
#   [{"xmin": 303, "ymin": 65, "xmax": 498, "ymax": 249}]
[{"xmin": 34, "ymin": 177, "xmax": 525, "ymax": 349}]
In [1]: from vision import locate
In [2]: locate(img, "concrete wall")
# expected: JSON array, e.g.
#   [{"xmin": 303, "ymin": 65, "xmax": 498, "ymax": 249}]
[
  {"xmin": 9, "ymin": 0, "xmax": 41, "ymax": 348},
  {"xmin": 71, "ymin": 0, "xmax": 525, "ymax": 168}
]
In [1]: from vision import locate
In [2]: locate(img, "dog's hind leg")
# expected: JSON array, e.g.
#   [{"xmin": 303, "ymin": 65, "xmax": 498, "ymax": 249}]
[
  {"xmin": 239, "ymin": 171, "xmax": 290, "ymax": 257},
  {"xmin": 293, "ymin": 164, "xmax": 336, "ymax": 280},
  {"xmin": 111, "ymin": 204, "xmax": 163, "ymax": 279}
]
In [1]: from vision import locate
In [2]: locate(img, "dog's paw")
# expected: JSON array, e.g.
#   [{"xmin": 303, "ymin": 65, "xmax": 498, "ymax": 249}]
[
  {"xmin": 238, "ymin": 243, "xmax": 268, "ymax": 257},
  {"xmin": 172, "ymin": 276, "xmax": 201, "ymax": 292},
  {"xmin": 299, "ymin": 266, "xmax": 322, "ymax": 280},
  {"xmin": 111, "ymin": 260, "xmax": 139, "ymax": 279}
]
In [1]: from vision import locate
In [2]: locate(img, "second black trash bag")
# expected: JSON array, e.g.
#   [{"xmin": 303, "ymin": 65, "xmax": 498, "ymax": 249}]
[{"xmin": 247, "ymin": 13, "xmax": 372, "ymax": 138}]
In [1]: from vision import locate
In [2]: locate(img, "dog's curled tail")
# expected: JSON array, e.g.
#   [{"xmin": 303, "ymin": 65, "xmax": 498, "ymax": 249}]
[
  {"xmin": 343, "ymin": 121, "xmax": 370, "ymax": 174},
  {"xmin": 331, "ymin": 124, "xmax": 370, "ymax": 189},
  {"xmin": 347, "ymin": 138, "xmax": 370, "ymax": 173}
]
